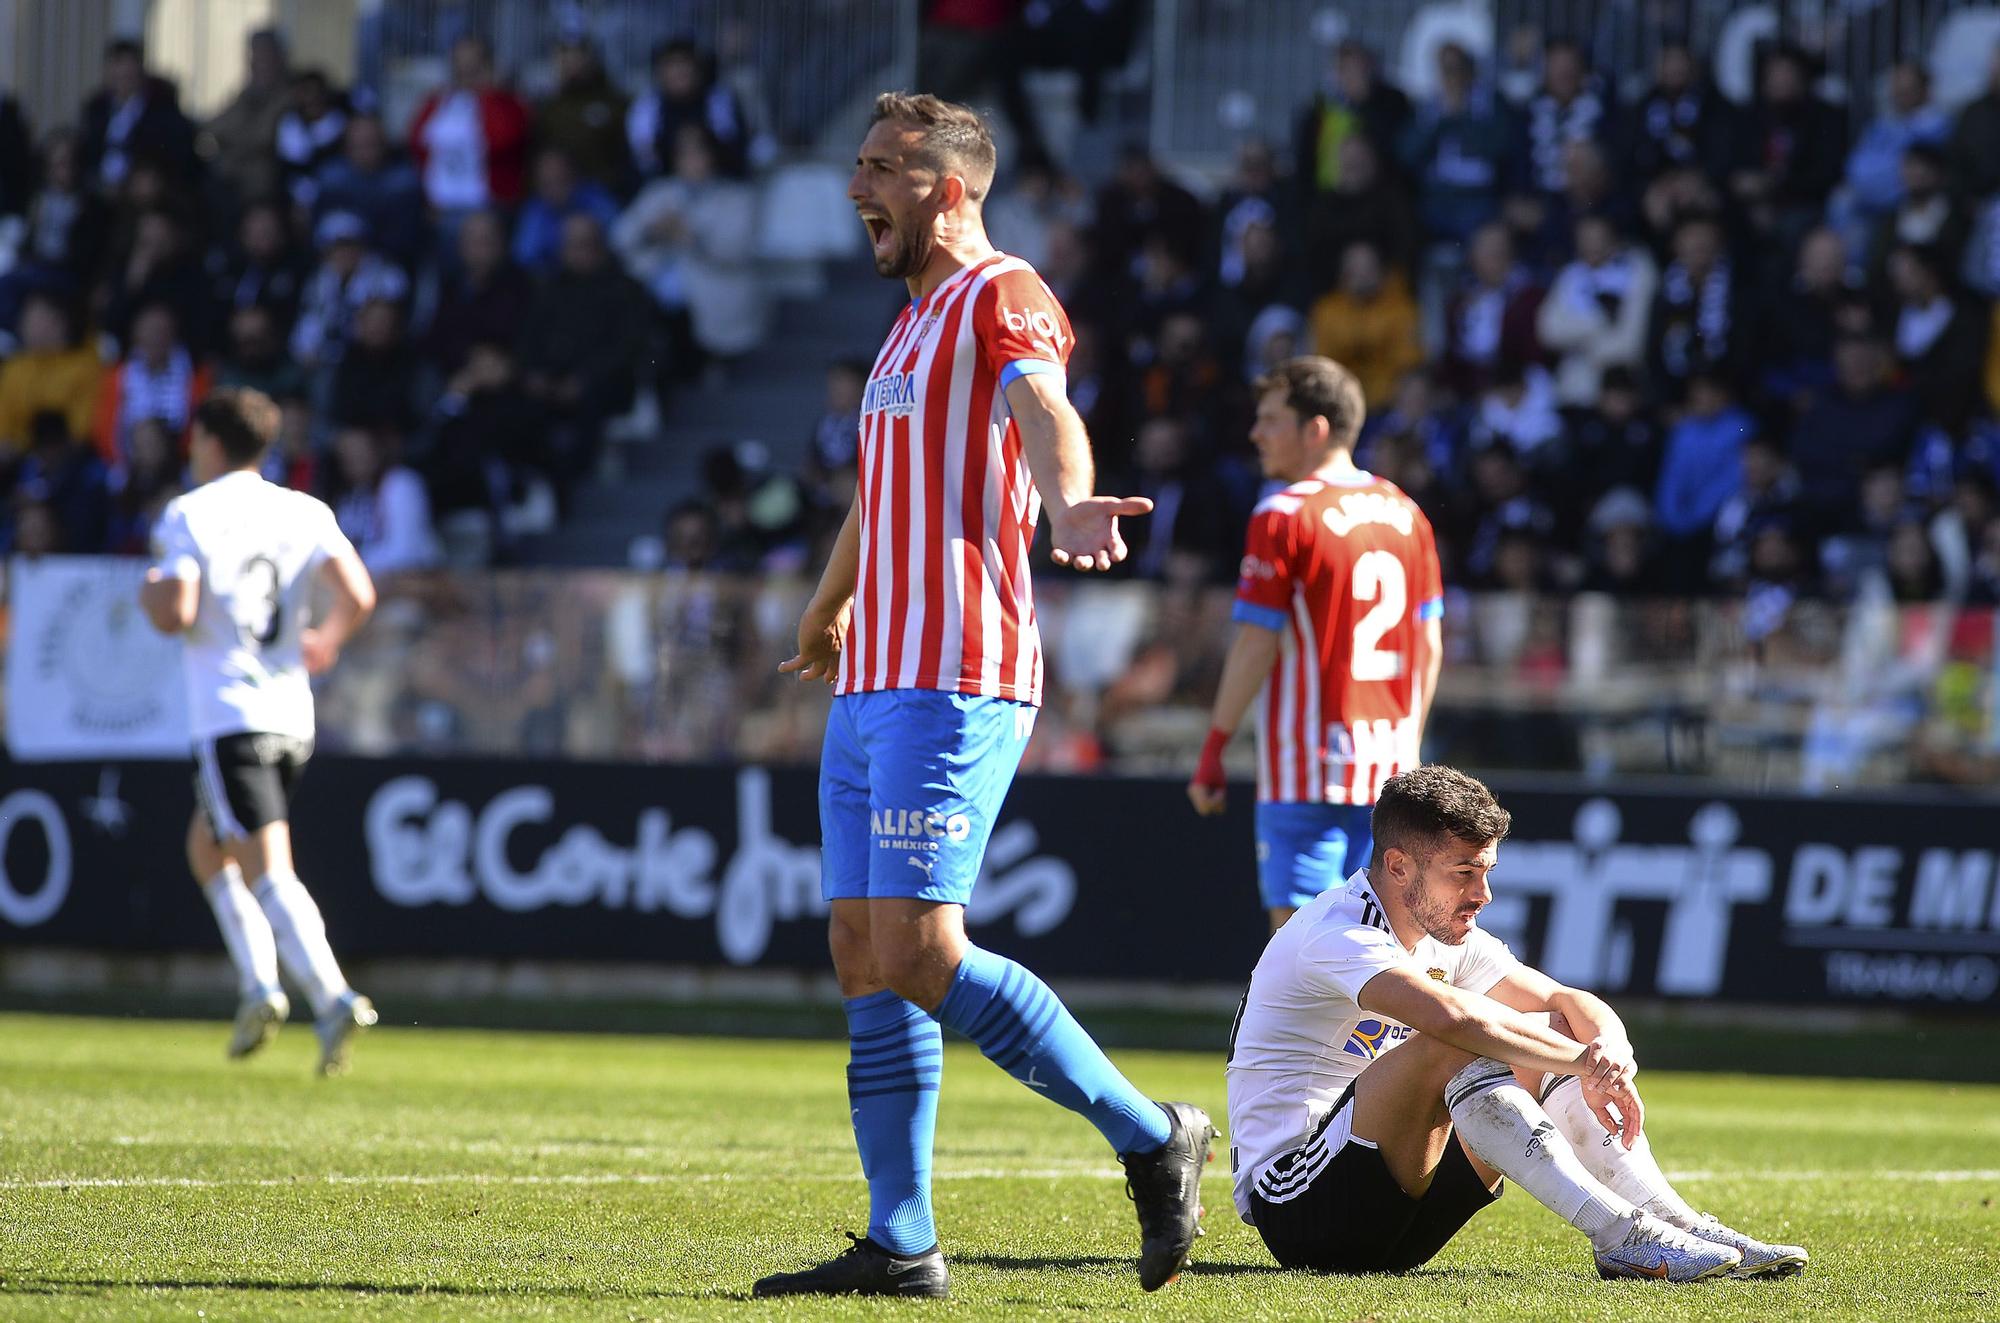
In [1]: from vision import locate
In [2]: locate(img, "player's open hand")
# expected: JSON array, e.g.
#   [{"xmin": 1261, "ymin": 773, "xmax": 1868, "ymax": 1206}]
[
  {"xmin": 779, "ymin": 599, "xmax": 851, "ymax": 684},
  {"xmin": 300, "ymin": 628, "xmax": 339, "ymax": 676},
  {"xmin": 1583, "ymin": 1077, "xmax": 1646, "ymax": 1149},
  {"xmin": 1049, "ymin": 495, "xmax": 1154, "ymax": 571}
]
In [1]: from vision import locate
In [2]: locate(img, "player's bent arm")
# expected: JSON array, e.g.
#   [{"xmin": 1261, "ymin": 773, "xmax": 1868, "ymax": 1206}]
[
  {"xmin": 1356, "ymin": 965, "xmax": 1596, "ymax": 1079},
  {"xmin": 139, "ymin": 570, "xmax": 198, "ymax": 634},
  {"xmin": 1005, "ymin": 371, "xmax": 1092, "ymax": 519},
  {"xmin": 315, "ymin": 548, "xmax": 377, "ymax": 648},
  {"xmin": 1484, "ymin": 965, "xmax": 1634, "ymax": 1060}
]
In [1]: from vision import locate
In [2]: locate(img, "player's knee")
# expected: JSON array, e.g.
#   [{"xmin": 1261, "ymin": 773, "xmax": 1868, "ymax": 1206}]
[{"xmin": 826, "ymin": 912, "xmax": 874, "ymax": 982}]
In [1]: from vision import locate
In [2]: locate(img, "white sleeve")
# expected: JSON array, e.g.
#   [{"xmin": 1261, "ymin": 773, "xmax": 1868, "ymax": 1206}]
[
  {"xmin": 1452, "ymin": 929, "xmax": 1521, "ymax": 998},
  {"xmin": 150, "ymin": 502, "xmax": 202, "ymax": 581},
  {"xmin": 310, "ymin": 497, "xmax": 357, "ymax": 565},
  {"xmin": 1296, "ymin": 923, "xmax": 1408, "ymax": 1004}
]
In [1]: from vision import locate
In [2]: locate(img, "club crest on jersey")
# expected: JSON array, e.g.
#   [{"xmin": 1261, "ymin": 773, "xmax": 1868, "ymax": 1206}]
[
  {"xmin": 1427, "ymin": 967, "xmax": 1448, "ymax": 982},
  {"xmin": 1322, "ymin": 490, "xmax": 1415, "ymax": 537},
  {"xmin": 863, "ymin": 371, "xmax": 917, "ymax": 418}
]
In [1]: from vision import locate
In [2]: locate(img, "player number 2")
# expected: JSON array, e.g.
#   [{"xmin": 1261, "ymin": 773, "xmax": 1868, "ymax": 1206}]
[{"xmin": 1350, "ymin": 551, "xmax": 1406, "ymax": 681}]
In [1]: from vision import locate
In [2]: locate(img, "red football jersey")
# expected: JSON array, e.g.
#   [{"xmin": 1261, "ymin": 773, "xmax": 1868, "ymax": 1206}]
[
  {"xmin": 1233, "ymin": 475, "xmax": 1444, "ymax": 804},
  {"xmin": 839, "ymin": 253, "xmax": 1071, "ymax": 706}
]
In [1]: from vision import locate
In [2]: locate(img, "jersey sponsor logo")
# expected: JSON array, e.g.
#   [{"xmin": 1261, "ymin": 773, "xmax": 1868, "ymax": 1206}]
[
  {"xmin": 862, "ymin": 371, "xmax": 918, "ymax": 418},
  {"xmin": 1321, "ymin": 491, "xmax": 1415, "ymax": 538},
  {"xmin": 1239, "ymin": 554, "xmax": 1277, "ymax": 582},
  {"xmin": 1000, "ymin": 306, "xmax": 1068, "ymax": 358},
  {"xmin": 1340, "ymin": 1017, "xmax": 1413, "ymax": 1059}
]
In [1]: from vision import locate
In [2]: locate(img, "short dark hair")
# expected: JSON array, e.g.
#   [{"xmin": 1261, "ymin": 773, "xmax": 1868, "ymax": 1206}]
[
  {"xmin": 1369, "ymin": 765, "xmax": 1512, "ymax": 869},
  {"xmin": 1254, "ymin": 355, "xmax": 1366, "ymax": 448},
  {"xmin": 193, "ymin": 387, "xmax": 280, "ymax": 466},
  {"xmin": 105, "ymin": 38, "xmax": 143, "ymax": 63},
  {"xmin": 869, "ymin": 92, "xmax": 997, "ymax": 202}
]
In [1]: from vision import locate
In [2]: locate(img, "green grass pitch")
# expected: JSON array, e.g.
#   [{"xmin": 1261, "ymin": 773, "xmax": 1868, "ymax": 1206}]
[{"xmin": 0, "ymin": 1011, "xmax": 1995, "ymax": 1320}]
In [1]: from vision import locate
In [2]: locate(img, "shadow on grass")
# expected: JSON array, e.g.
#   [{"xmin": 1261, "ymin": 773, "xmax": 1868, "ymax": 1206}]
[
  {"xmin": 0, "ymin": 1277, "xmax": 726, "ymax": 1302},
  {"xmin": 957, "ymin": 1252, "xmax": 1288, "ymax": 1277}
]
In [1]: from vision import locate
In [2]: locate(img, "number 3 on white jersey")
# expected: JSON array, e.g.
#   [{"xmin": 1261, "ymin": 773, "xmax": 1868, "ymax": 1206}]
[{"xmin": 1349, "ymin": 550, "xmax": 1406, "ymax": 681}]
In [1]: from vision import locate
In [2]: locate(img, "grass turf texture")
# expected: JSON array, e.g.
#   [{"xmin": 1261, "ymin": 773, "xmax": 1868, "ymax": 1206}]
[{"xmin": 0, "ymin": 1012, "xmax": 1994, "ymax": 1320}]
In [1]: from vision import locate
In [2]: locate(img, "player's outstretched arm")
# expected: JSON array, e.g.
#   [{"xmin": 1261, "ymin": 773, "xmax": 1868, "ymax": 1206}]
[
  {"xmin": 302, "ymin": 548, "xmax": 377, "ymax": 675},
  {"xmin": 1004, "ymin": 372, "xmax": 1151, "ymax": 572},
  {"xmin": 1188, "ymin": 623, "xmax": 1281, "ymax": 815},
  {"xmin": 780, "ymin": 488, "xmax": 859, "ymax": 683}
]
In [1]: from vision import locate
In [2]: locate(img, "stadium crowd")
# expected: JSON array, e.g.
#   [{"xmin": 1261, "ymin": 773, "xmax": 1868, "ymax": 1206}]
[{"xmin": 5, "ymin": 15, "xmax": 2000, "ymax": 633}]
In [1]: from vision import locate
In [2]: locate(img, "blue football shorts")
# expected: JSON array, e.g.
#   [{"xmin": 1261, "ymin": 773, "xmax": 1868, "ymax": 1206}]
[
  {"xmin": 819, "ymin": 689, "xmax": 1035, "ymax": 904},
  {"xmin": 1255, "ymin": 801, "xmax": 1374, "ymax": 910}
]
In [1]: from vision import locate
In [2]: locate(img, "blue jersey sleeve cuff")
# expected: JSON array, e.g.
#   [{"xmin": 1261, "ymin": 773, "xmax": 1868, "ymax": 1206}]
[
  {"xmin": 999, "ymin": 359, "xmax": 1064, "ymax": 390},
  {"xmin": 1232, "ymin": 600, "xmax": 1288, "ymax": 631},
  {"xmin": 1418, "ymin": 596, "xmax": 1444, "ymax": 621}
]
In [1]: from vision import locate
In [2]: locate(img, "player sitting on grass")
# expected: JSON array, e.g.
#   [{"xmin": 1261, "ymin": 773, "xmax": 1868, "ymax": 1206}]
[{"xmin": 1227, "ymin": 764, "xmax": 1808, "ymax": 1281}]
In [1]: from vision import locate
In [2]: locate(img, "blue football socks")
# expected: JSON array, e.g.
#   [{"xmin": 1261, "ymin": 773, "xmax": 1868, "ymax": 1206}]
[
  {"xmin": 934, "ymin": 944, "xmax": 1170, "ymax": 1155},
  {"xmin": 844, "ymin": 990, "xmax": 942, "ymax": 1255}
]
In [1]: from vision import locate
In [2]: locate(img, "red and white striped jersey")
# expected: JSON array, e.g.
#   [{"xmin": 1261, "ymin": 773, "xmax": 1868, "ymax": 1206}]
[
  {"xmin": 1233, "ymin": 474, "xmax": 1443, "ymax": 805},
  {"xmin": 838, "ymin": 253, "xmax": 1071, "ymax": 706}
]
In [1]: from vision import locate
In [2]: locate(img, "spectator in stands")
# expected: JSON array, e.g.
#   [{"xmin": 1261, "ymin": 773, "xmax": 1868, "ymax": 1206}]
[
  {"xmin": 425, "ymin": 209, "xmax": 532, "ymax": 376},
  {"xmin": 91, "ymin": 302, "xmax": 210, "ymax": 477},
  {"xmin": 312, "ymin": 113, "xmax": 425, "ymax": 271},
  {"xmin": 79, "ymin": 38, "xmax": 196, "ymax": 190},
  {"xmin": 1756, "ymin": 225, "xmax": 1857, "ymax": 410},
  {"xmin": 201, "ymin": 27, "xmax": 289, "ymax": 208},
  {"xmin": 10, "ymin": 409, "xmax": 109, "ymax": 554},
  {"xmin": 517, "ymin": 214, "xmax": 646, "ymax": 499},
  {"xmin": 0, "ymin": 294, "xmax": 102, "ymax": 453},
  {"xmin": 332, "ymin": 425, "xmax": 440, "ymax": 574},
  {"xmin": 1636, "ymin": 160, "xmax": 1724, "ymax": 256},
  {"xmin": 2, "ymin": 131, "xmax": 109, "ymax": 320},
  {"xmin": 1458, "ymin": 442, "xmax": 1558, "ymax": 585},
  {"xmin": 1092, "ymin": 144, "xmax": 1206, "ymax": 292},
  {"xmin": 105, "ymin": 415, "xmax": 183, "ymax": 552},
  {"xmin": 1947, "ymin": 40, "xmax": 2000, "ymax": 201},
  {"xmin": 1839, "ymin": 61, "xmax": 1949, "ymax": 246},
  {"xmin": 0, "ymin": 92, "xmax": 29, "ymax": 219},
  {"xmin": 1295, "ymin": 38, "xmax": 1411, "ymax": 199},
  {"xmin": 216, "ymin": 302, "xmax": 304, "ymax": 402},
  {"xmin": 428, "ymin": 336, "xmax": 550, "ymax": 552},
  {"xmin": 211, "ymin": 199, "xmax": 304, "ymax": 330},
  {"xmin": 1538, "ymin": 213, "xmax": 1656, "ymax": 407},
  {"xmin": 1790, "ymin": 333, "xmax": 1917, "ymax": 527},
  {"xmin": 1132, "ymin": 311, "xmax": 1228, "ymax": 463},
  {"xmin": 1654, "ymin": 370, "xmax": 1752, "ymax": 572},
  {"xmin": 1819, "ymin": 460, "xmax": 1911, "ymax": 598},
  {"xmin": 102, "ymin": 207, "xmax": 208, "ymax": 353},
  {"xmin": 627, "ymin": 38, "xmax": 749, "ymax": 181},
  {"xmin": 290, "ymin": 210, "xmax": 408, "ymax": 369},
  {"xmin": 1887, "ymin": 243, "xmax": 1988, "ymax": 431},
  {"xmin": 1522, "ymin": 39, "xmax": 1610, "ymax": 201},
  {"xmin": 275, "ymin": 70, "xmax": 350, "ymax": 204},
  {"xmin": 409, "ymin": 34, "xmax": 533, "ymax": 220},
  {"xmin": 1399, "ymin": 41, "xmax": 1516, "ymax": 248},
  {"xmin": 513, "ymin": 147, "xmax": 619, "ymax": 276},
  {"xmin": 1557, "ymin": 366, "xmax": 1662, "ymax": 523},
  {"xmin": 1649, "ymin": 212, "xmax": 1741, "ymax": 395},
  {"xmin": 537, "ymin": 35, "xmax": 631, "ymax": 193},
  {"xmin": 1730, "ymin": 45, "xmax": 1845, "ymax": 247},
  {"xmin": 984, "ymin": 162, "xmax": 1092, "ymax": 273},
  {"xmin": 1710, "ymin": 432, "xmax": 1802, "ymax": 588},
  {"xmin": 1868, "ymin": 144, "xmax": 1969, "ymax": 278},
  {"xmin": 329, "ymin": 297, "xmax": 418, "ymax": 433},
  {"xmin": 1469, "ymin": 359, "xmax": 1563, "ymax": 458},
  {"xmin": 1111, "ymin": 413, "xmax": 1239, "ymax": 582},
  {"xmin": 1309, "ymin": 240, "xmax": 1420, "ymax": 408},
  {"xmin": 1576, "ymin": 487, "xmax": 1664, "ymax": 596},
  {"xmin": 1440, "ymin": 222, "xmax": 1543, "ymax": 395},
  {"xmin": 1626, "ymin": 42, "xmax": 1730, "ymax": 187},
  {"xmin": 1302, "ymin": 134, "xmax": 1416, "ymax": 298},
  {"xmin": 804, "ymin": 359, "xmax": 865, "ymax": 502},
  {"xmin": 9, "ymin": 501, "xmax": 64, "ymax": 556},
  {"xmin": 1212, "ymin": 212, "xmax": 1306, "ymax": 370},
  {"xmin": 661, "ymin": 499, "xmax": 724, "ymax": 571}
]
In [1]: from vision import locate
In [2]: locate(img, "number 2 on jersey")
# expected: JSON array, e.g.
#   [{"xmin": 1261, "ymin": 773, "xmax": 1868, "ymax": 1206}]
[{"xmin": 1349, "ymin": 550, "xmax": 1406, "ymax": 681}]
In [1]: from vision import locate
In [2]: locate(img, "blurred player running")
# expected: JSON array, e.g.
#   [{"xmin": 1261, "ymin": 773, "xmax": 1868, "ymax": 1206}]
[
  {"xmin": 754, "ymin": 93, "xmax": 1214, "ymax": 1300},
  {"xmin": 1188, "ymin": 357, "xmax": 1443, "ymax": 932},
  {"xmin": 1227, "ymin": 764, "xmax": 1808, "ymax": 1281},
  {"xmin": 140, "ymin": 387, "xmax": 379, "ymax": 1076}
]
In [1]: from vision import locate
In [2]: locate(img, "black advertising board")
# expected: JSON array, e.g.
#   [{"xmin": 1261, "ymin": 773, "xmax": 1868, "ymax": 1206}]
[{"xmin": 2, "ymin": 757, "xmax": 1996, "ymax": 1011}]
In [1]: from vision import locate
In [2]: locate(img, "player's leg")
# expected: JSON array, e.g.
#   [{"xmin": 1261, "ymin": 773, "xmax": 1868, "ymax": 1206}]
[
  {"xmin": 1254, "ymin": 802, "xmax": 1364, "ymax": 934},
  {"xmin": 185, "ymin": 790, "xmax": 285, "ymax": 1059},
  {"xmin": 1528, "ymin": 1015, "xmax": 1808, "ymax": 1276},
  {"xmin": 756, "ymin": 695, "xmax": 947, "ymax": 1300},
  {"xmin": 860, "ymin": 691, "xmax": 1210, "ymax": 1291},
  {"xmin": 221, "ymin": 736, "xmax": 375, "ymax": 1074}
]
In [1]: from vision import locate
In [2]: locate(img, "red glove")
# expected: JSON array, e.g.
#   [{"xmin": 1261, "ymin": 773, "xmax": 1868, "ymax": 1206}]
[{"xmin": 1193, "ymin": 728, "xmax": 1230, "ymax": 793}]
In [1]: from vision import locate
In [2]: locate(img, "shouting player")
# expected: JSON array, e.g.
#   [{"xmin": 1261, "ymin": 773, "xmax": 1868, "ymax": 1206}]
[
  {"xmin": 1227, "ymin": 764, "xmax": 1808, "ymax": 1280},
  {"xmin": 754, "ymin": 94, "xmax": 1214, "ymax": 1300},
  {"xmin": 140, "ymin": 387, "xmax": 379, "ymax": 1076},
  {"xmin": 1188, "ymin": 357, "xmax": 1442, "ymax": 931}
]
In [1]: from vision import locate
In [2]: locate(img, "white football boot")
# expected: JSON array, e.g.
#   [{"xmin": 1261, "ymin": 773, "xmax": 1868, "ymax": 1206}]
[
  {"xmin": 1684, "ymin": 1213, "xmax": 1809, "ymax": 1277},
  {"xmin": 1594, "ymin": 1211, "xmax": 1742, "ymax": 1281},
  {"xmin": 315, "ymin": 993, "xmax": 378, "ymax": 1077},
  {"xmin": 227, "ymin": 987, "xmax": 289, "ymax": 1059}
]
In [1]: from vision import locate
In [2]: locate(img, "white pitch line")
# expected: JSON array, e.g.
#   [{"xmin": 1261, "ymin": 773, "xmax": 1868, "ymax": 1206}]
[{"xmin": 2, "ymin": 1168, "xmax": 1996, "ymax": 1192}]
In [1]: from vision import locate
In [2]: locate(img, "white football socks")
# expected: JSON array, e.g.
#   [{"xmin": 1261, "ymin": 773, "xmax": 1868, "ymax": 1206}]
[
  {"xmin": 203, "ymin": 865, "xmax": 280, "ymax": 997},
  {"xmin": 251, "ymin": 871, "xmax": 350, "ymax": 1019},
  {"xmin": 1540, "ymin": 1074, "xmax": 1703, "ymax": 1228},
  {"xmin": 1445, "ymin": 1058, "xmax": 1635, "ymax": 1251}
]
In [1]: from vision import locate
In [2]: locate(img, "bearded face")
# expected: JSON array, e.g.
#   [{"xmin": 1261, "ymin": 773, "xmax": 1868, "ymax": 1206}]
[{"xmin": 1395, "ymin": 841, "xmax": 1495, "ymax": 945}]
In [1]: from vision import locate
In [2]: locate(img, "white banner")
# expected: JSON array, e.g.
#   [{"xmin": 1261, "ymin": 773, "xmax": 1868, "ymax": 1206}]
[{"xmin": 6, "ymin": 555, "xmax": 189, "ymax": 761}]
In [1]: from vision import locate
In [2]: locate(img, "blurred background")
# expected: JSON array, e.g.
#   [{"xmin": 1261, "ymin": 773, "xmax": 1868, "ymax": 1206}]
[{"xmin": 2, "ymin": 0, "xmax": 1999, "ymax": 1025}]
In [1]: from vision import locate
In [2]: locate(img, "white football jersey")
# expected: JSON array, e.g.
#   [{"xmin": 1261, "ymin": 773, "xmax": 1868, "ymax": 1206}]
[
  {"xmin": 151, "ymin": 470, "xmax": 356, "ymax": 741},
  {"xmin": 1225, "ymin": 868, "xmax": 1518, "ymax": 1223}
]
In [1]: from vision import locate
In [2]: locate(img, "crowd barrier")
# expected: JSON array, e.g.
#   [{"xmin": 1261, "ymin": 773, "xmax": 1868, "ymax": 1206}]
[{"xmin": 3, "ymin": 754, "xmax": 1995, "ymax": 1010}]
